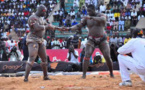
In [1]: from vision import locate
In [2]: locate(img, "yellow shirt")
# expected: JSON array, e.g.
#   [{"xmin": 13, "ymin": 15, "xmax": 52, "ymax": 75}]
[
  {"xmin": 114, "ymin": 13, "xmax": 120, "ymax": 17},
  {"xmin": 124, "ymin": 38, "xmax": 131, "ymax": 44}
]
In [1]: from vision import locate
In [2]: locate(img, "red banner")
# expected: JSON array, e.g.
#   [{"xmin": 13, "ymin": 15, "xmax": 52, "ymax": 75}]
[{"xmin": 46, "ymin": 48, "xmax": 102, "ymax": 62}]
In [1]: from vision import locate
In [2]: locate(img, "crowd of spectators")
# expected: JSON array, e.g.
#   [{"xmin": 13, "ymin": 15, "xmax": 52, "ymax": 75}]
[
  {"xmin": 0, "ymin": 0, "xmax": 58, "ymax": 37},
  {"xmin": 1, "ymin": 0, "xmax": 145, "ymax": 62}
]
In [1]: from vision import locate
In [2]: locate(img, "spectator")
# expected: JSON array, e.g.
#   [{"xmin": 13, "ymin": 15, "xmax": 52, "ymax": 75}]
[
  {"xmin": 51, "ymin": 38, "xmax": 61, "ymax": 49},
  {"xmin": 117, "ymin": 29, "xmax": 145, "ymax": 86},
  {"xmin": 0, "ymin": 38, "xmax": 8, "ymax": 61},
  {"xmin": 65, "ymin": 14, "xmax": 71, "ymax": 27},
  {"xmin": 138, "ymin": 13, "xmax": 144, "ymax": 21},
  {"xmin": 100, "ymin": 3, "xmax": 106, "ymax": 13},
  {"xmin": 70, "ymin": 10, "xmax": 75, "ymax": 18},
  {"xmin": 131, "ymin": 10, "xmax": 137, "ymax": 26},
  {"xmin": 113, "ymin": 20, "xmax": 118, "ymax": 30},
  {"xmin": 124, "ymin": 35, "xmax": 131, "ymax": 44},
  {"xmin": 61, "ymin": 38, "xmax": 67, "ymax": 49},
  {"xmin": 53, "ymin": 11, "xmax": 58, "ymax": 21},
  {"xmin": 67, "ymin": 45, "xmax": 80, "ymax": 71},
  {"xmin": 8, "ymin": 46, "xmax": 21, "ymax": 61},
  {"xmin": 73, "ymin": 0, "xmax": 79, "ymax": 8},
  {"xmin": 118, "ymin": 18, "xmax": 125, "ymax": 31},
  {"xmin": 79, "ymin": 0, "xmax": 85, "ymax": 9},
  {"xmin": 125, "ymin": 17, "xmax": 131, "ymax": 30},
  {"xmin": 76, "ymin": 9, "xmax": 81, "ymax": 18},
  {"xmin": 60, "ymin": 0, "xmax": 65, "ymax": 12},
  {"xmin": 82, "ymin": 6, "xmax": 87, "ymax": 15}
]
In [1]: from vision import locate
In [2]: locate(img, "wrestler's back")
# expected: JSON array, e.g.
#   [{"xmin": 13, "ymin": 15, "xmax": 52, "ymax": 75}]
[{"xmin": 28, "ymin": 14, "xmax": 45, "ymax": 38}]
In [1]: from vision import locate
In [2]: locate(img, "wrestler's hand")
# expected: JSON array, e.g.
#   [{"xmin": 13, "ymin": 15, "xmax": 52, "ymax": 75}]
[
  {"xmin": 64, "ymin": 27, "xmax": 70, "ymax": 31},
  {"xmin": 55, "ymin": 27, "xmax": 62, "ymax": 31},
  {"xmin": 59, "ymin": 27, "xmax": 70, "ymax": 31}
]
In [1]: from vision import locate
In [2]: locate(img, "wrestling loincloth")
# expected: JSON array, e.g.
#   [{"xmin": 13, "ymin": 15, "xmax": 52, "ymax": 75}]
[
  {"xmin": 86, "ymin": 34, "xmax": 107, "ymax": 48},
  {"xmin": 26, "ymin": 32, "xmax": 44, "ymax": 45}
]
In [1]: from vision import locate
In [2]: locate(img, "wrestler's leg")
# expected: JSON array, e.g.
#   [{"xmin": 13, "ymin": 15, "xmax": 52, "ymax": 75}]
[
  {"xmin": 99, "ymin": 41, "xmax": 114, "ymax": 77},
  {"xmin": 82, "ymin": 40, "xmax": 95, "ymax": 79},
  {"xmin": 38, "ymin": 43, "xmax": 50, "ymax": 80},
  {"xmin": 24, "ymin": 42, "xmax": 39, "ymax": 82}
]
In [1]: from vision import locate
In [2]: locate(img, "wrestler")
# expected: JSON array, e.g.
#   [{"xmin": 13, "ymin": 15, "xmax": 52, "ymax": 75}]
[
  {"xmin": 24, "ymin": 5, "xmax": 61, "ymax": 82},
  {"xmin": 63, "ymin": 5, "xmax": 114, "ymax": 79}
]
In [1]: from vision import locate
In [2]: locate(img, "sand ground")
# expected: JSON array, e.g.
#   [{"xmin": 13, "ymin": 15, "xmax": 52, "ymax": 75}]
[{"xmin": 0, "ymin": 74, "xmax": 145, "ymax": 90}]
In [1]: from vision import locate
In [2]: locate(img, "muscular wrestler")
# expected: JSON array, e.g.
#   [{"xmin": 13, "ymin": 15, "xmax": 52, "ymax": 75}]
[
  {"xmin": 24, "ymin": 5, "xmax": 61, "ymax": 82},
  {"xmin": 63, "ymin": 5, "xmax": 114, "ymax": 79}
]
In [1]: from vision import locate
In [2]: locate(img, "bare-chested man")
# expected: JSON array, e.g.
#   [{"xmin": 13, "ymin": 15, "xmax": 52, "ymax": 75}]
[
  {"xmin": 63, "ymin": 5, "xmax": 114, "ymax": 79},
  {"xmin": 24, "ymin": 5, "xmax": 61, "ymax": 82}
]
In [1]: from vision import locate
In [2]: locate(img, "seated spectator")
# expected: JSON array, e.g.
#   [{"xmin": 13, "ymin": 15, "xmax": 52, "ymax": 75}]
[
  {"xmin": 118, "ymin": 35, "xmax": 123, "ymax": 47},
  {"xmin": 106, "ymin": 23, "xmax": 112, "ymax": 31},
  {"xmin": 67, "ymin": 45, "xmax": 80, "ymax": 71},
  {"xmin": 70, "ymin": 10, "xmax": 75, "ymax": 18},
  {"xmin": 71, "ymin": 20, "xmax": 78, "ymax": 26},
  {"xmin": 125, "ymin": 15, "xmax": 131, "ymax": 20},
  {"xmin": 76, "ymin": 9, "xmax": 81, "ymax": 18},
  {"xmin": 82, "ymin": 6, "xmax": 87, "ymax": 15},
  {"xmin": 113, "ymin": 20, "xmax": 119, "ymax": 30},
  {"xmin": 138, "ymin": 13, "xmax": 144, "ymax": 21},
  {"xmin": 119, "ymin": 14, "xmax": 125, "ymax": 21},
  {"xmin": 65, "ymin": 14, "xmax": 71, "ymax": 27},
  {"xmin": 50, "ymin": 3, "xmax": 54, "ymax": 10},
  {"xmin": 124, "ymin": 35, "xmax": 131, "ymax": 44},
  {"xmin": 125, "ymin": 17, "xmax": 131, "ymax": 30},
  {"xmin": 51, "ymin": 38, "xmax": 61, "ymax": 49},
  {"xmin": 131, "ymin": 10, "xmax": 137, "ymax": 26},
  {"xmin": 85, "ymin": 0, "xmax": 90, "ymax": 7},
  {"xmin": 73, "ymin": 0, "xmax": 79, "ymax": 8},
  {"xmin": 118, "ymin": 19, "xmax": 125, "ymax": 31},
  {"xmin": 53, "ymin": 11, "xmax": 58, "ymax": 21},
  {"xmin": 8, "ymin": 46, "xmax": 21, "ymax": 61},
  {"xmin": 59, "ymin": 10, "xmax": 63, "ymax": 20},
  {"xmin": 126, "ymin": 3, "xmax": 132, "ymax": 10},
  {"xmin": 70, "ymin": 6, "xmax": 74, "ymax": 11},
  {"xmin": 100, "ymin": 3, "xmax": 106, "ymax": 13},
  {"xmin": 110, "ymin": 35, "xmax": 118, "ymax": 45},
  {"xmin": 110, "ymin": 20, "xmax": 114, "ymax": 27},
  {"xmin": 125, "ymin": 9, "xmax": 131, "ymax": 16},
  {"xmin": 120, "ymin": 9, "xmax": 126, "ymax": 17}
]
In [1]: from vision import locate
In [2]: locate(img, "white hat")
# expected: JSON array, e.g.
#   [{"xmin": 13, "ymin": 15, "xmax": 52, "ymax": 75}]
[{"xmin": 96, "ymin": 52, "xmax": 100, "ymax": 56}]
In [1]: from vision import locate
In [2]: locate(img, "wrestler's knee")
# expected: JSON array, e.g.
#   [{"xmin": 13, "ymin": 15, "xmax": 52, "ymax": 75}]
[
  {"xmin": 41, "ymin": 60, "xmax": 48, "ymax": 66},
  {"xmin": 27, "ymin": 57, "xmax": 35, "ymax": 66}
]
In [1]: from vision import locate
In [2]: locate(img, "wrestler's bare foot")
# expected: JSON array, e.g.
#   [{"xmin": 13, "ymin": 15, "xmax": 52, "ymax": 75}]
[
  {"xmin": 110, "ymin": 73, "xmax": 114, "ymax": 78},
  {"xmin": 44, "ymin": 76, "xmax": 51, "ymax": 80},
  {"xmin": 24, "ymin": 78, "xmax": 28, "ymax": 82},
  {"xmin": 81, "ymin": 75, "xmax": 86, "ymax": 79}
]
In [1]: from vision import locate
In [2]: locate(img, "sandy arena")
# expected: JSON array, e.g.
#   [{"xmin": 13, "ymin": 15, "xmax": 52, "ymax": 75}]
[{"xmin": 0, "ymin": 74, "xmax": 145, "ymax": 90}]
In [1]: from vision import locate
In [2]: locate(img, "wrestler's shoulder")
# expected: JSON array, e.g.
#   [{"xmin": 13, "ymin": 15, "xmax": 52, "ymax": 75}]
[{"xmin": 28, "ymin": 14, "xmax": 38, "ymax": 20}]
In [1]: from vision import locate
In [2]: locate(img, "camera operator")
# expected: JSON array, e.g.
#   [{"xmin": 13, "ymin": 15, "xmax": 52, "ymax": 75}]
[
  {"xmin": 8, "ymin": 46, "xmax": 21, "ymax": 61},
  {"xmin": 0, "ymin": 38, "xmax": 8, "ymax": 61},
  {"xmin": 66, "ymin": 45, "xmax": 80, "ymax": 71}
]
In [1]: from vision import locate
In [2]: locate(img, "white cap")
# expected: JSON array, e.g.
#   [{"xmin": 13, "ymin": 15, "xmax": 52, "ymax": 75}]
[{"xmin": 96, "ymin": 52, "xmax": 100, "ymax": 56}]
